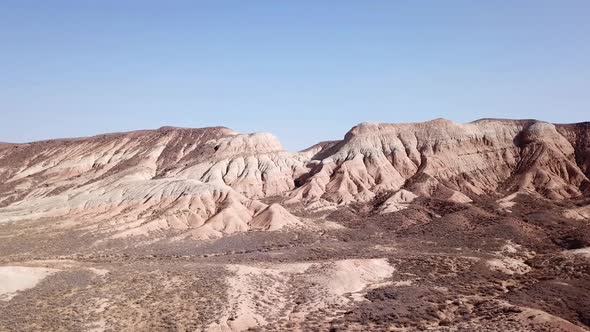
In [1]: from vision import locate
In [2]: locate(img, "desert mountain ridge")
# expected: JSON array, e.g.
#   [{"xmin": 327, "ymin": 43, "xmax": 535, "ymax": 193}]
[
  {"xmin": 2, "ymin": 118, "xmax": 590, "ymax": 332},
  {"xmin": 0, "ymin": 118, "xmax": 589, "ymax": 240}
]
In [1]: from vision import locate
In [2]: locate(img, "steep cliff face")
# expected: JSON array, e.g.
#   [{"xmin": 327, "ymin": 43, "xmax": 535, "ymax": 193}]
[
  {"xmin": 557, "ymin": 122, "xmax": 590, "ymax": 186},
  {"xmin": 0, "ymin": 119, "xmax": 588, "ymax": 240},
  {"xmin": 289, "ymin": 119, "xmax": 590, "ymax": 205},
  {"xmin": 506, "ymin": 121, "xmax": 589, "ymax": 199}
]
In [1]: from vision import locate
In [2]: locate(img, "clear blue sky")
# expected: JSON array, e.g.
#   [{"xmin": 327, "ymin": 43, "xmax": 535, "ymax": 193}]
[{"xmin": 1, "ymin": 1, "xmax": 588, "ymax": 150}]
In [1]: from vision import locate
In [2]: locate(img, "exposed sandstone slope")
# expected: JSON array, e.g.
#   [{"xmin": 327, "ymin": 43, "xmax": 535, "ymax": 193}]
[
  {"xmin": 557, "ymin": 122, "xmax": 590, "ymax": 184},
  {"xmin": 289, "ymin": 119, "xmax": 590, "ymax": 205},
  {"xmin": 0, "ymin": 119, "xmax": 588, "ymax": 239},
  {"xmin": 0, "ymin": 127, "xmax": 307, "ymax": 201},
  {"xmin": 379, "ymin": 189, "xmax": 418, "ymax": 214},
  {"xmin": 0, "ymin": 127, "xmax": 305, "ymax": 239}
]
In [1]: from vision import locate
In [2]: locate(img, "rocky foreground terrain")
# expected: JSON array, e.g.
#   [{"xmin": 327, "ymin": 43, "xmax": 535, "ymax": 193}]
[{"xmin": 0, "ymin": 118, "xmax": 589, "ymax": 331}]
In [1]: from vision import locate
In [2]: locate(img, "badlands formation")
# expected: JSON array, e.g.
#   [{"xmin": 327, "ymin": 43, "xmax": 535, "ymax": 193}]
[{"xmin": 0, "ymin": 118, "xmax": 589, "ymax": 331}]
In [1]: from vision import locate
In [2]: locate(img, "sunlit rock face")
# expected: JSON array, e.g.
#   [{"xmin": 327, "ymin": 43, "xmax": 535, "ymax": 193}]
[
  {"xmin": 289, "ymin": 119, "xmax": 590, "ymax": 205},
  {"xmin": 0, "ymin": 126, "xmax": 305, "ymax": 239},
  {"xmin": 0, "ymin": 119, "xmax": 588, "ymax": 239}
]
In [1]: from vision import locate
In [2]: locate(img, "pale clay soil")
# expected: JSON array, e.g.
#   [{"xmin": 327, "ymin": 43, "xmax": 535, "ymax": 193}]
[{"xmin": 0, "ymin": 266, "xmax": 58, "ymax": 301}]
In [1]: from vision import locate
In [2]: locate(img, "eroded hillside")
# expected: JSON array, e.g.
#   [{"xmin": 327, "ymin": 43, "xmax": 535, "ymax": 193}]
[
  {"xmin": 1, "ymin": 119, "xmax": 589, "ymax": 331},
  {"xmin": 0, "ymin": 119, "xmax": 588, "ymax": 241}
]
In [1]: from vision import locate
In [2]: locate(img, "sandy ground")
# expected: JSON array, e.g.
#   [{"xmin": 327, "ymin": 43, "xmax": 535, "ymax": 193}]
[
  {"xmin": 0, "ymin": 266, "xmax": 58, "ymax": 301},
  {"xmin": 571, "ymin": 247, "xmax": 590, "ymax": 257},
  {"xmin": 0, "ymin": 195, "xmax": 589, "ymax": 331},
  {"xmin": 209, "ymin": 259, "xmax": 394, "ymax": 331}
]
